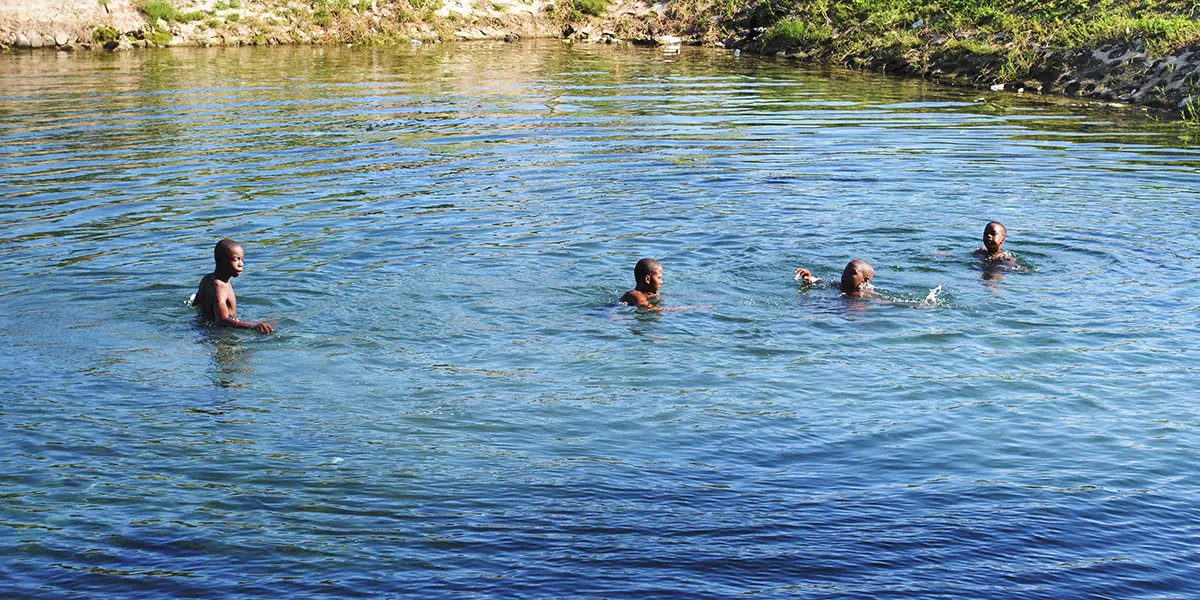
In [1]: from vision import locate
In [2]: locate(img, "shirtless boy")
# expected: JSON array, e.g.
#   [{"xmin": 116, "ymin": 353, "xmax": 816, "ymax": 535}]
[
  {"xmin": 194, "ymin": 238, "xmax": 274, "ymax": 334},
  {"xmin": 975, "ymin": 221, "xmax": 1014, "ymax": 262},
  {"xmin": 795, "ymin": 258, "xmax": 876, "ymax": 297},
  {"xmin": 621, "ymin": 258, "xmax": 664, "ymax": 309}
]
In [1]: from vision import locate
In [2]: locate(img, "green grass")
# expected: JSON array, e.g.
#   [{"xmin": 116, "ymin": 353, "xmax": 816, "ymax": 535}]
[
  {"xmin": 766, "ymin": 18, "xmax": 832, "ymax": 47},
  {"xmin": 1182, "ymin": 96, "xmax": 1200, "ymax": 125},
  {"xmin": 701, "ymin": 0, "xmax": 1200, "ymax": 84},
  {"xmin": 313, "ymin": 6, "xmax": 332, "ymax": 26},
  {"xmin": 146, "ymin": 28, "xmax": 173, "ymax": 45},
  {"xmin": 91, "ymin": 25, "xmax": 120, "ymax": 44},
  {"xmin": 138, "ymin": 0, "xmax": 178, "ymax": 22},
  {"xmin": 791, "ymin": 1, "xmax": 1200, "ymax": 54},
  {"xmin": 575, "ymin": 0, "xmax": 606, "ymax": 17},
  {"xmin": 177, "ymin": 10, "xmax": 208, "ymax": 23}
]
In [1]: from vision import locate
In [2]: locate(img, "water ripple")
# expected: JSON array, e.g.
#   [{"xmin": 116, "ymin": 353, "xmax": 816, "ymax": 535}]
[{"xmin": 1, "ymin": 41, "xmax": 1198, "ymax": 599}]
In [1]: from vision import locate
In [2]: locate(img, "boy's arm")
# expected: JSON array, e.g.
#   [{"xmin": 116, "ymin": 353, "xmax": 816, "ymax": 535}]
[{"xmin": 214, "ymin": 283, "xmax": 274, "ymax": 334}]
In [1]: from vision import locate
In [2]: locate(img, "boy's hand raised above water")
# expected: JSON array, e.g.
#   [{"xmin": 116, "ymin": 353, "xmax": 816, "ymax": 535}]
[{"xmin": 794, "ymin": 267, "xmax": 820, "ymax": 285}]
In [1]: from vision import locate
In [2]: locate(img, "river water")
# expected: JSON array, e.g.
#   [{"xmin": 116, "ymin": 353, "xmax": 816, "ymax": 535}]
[{"xmin": 1, "ymin": 41, "xmax": 1198, "ymax": 598}]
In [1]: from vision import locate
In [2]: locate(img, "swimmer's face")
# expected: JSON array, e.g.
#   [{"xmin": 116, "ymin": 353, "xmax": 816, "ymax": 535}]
[
  {"xmin": 220, "ymin": 245, "xmax": 245, "ymax": 277},
  {"xmin": 983, "ymin": 223, "xmax": 1006, "ymax": 254},
  {"xmin": 840, "ymin": 260, "xmax": 874, "ymax": 296},
  {"xmin": 643, "ymin": 266, "xmax": 663, "ymax": 294}
]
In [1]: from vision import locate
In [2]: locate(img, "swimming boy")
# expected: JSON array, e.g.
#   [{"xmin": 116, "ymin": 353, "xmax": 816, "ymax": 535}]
[
  {"xmin": 975, "ymin": 221, "xmax": 1014, "ymax": 261},
  {"xmin": 194, "ymin": 238, "xmax": 274, "ymax": 334},
  {"xmin": 795, "ymin": 259, "xmax": 876, "ymax": 297},
  {"xmin": 621, "ymin": 258, "xmax": 664, "ymax": 309}
]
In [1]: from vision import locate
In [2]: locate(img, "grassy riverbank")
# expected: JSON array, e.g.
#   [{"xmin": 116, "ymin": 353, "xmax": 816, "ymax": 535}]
[
  {"xmin": 636, "ymin": 0, "xmax": 1200, "ymax": 114},
  {"xmin": 752, "ymin": 0, "xmax": 1200, "ymax": 69}
]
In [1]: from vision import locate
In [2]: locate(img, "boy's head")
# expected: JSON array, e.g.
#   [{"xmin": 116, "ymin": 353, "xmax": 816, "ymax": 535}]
[
  {"xmin": 982, "ymin": 221, "xmax": 1007, "ymax": 254},
  {"xmin": 840, "ymin": 259, "xmax": 874, "ymax": 296},
  {"xmin": 633, "ymin": 258, "xmax": 663, "ymax": 294},
  {"xmin": 214, "ymin": 238, "xmax": 245, "ymax": 277}
]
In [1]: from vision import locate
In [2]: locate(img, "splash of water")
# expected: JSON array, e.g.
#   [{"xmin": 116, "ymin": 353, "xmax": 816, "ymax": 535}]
[{"xmin": 923, "ymin": 284, "xmax": 943, "ymax": 305}]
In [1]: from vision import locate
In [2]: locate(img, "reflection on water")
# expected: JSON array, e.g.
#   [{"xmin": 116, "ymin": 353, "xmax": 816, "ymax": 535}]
[
  {"xmin": 1, "ymin": 41, "xmax": 1199, "ymax": 599},
  {"xmin": 209, "ymin": 335, "xmax": 254, "ymax": 388}
]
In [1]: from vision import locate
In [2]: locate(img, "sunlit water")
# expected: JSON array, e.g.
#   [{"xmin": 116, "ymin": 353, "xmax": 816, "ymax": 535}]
[{"xmin": 2, "ymin": 41, "xmax": 1199, "ymax": 598}]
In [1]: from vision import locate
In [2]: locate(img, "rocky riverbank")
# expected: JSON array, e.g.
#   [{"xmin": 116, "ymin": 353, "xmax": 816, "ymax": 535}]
[
  {"xmin": 4, "ymin": 0, "xmax": 1200, "ymax": 118},
  {"xmin": 0, "ymin": 0, "xmax": 559, "ymax": 50},
  {"xmin": 590, "ymin": 0, "xmax": 1200, "ymax": 117}
]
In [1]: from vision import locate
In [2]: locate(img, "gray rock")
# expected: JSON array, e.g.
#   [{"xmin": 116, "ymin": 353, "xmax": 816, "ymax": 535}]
[
  {"xmin": 29, "ymin": 33, "xmax": 44, "ymax": 48},
  {"xmin": 15, "ymin": 33, "xmax": 31, "ymax": 48},
  {"xmin": 54, "ymin": 32, "xmax": 69, "ymax": 46}
]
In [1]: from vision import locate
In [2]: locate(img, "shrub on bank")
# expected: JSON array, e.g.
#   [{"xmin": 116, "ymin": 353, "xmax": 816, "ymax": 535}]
[
  {"xmin": 91, "ymin": 25, "xmax": 120, "ymax": 45},
  {"xmin": 138, "ymin": 0, "xmax": 178, "ymax": 22},
  {"xmin": 576, "ymin": 0, "xmax": 607, "ymax": 17}
]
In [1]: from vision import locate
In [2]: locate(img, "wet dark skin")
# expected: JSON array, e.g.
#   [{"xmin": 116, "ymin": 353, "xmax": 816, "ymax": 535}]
[
  {"xmin": 621, "ymin": 259, "xmax": 663, "ymax": 310},
  {"xmin": 195, "ymin": 241, "xmax": 274, "ymax": 334},
  {"xmin": 619, "ymin": 258, "xmax": 713, "ymax": 313},
  {"xmin": 795, "ymin": 259, "xmax": 876, "ymax": 297},
  {"xmin": 976, "ymin": 221, "xmax": 1014, "ymax": 261}
]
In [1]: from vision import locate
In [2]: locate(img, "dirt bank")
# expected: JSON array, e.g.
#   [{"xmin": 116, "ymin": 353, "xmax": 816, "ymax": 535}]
[
  {"xmin": 0, "ymin": 0, "xmax": 144, "ymax": 48},
  {"xmin": 0, "ymin": 0, "xmax": 559, "ymax": 49}
]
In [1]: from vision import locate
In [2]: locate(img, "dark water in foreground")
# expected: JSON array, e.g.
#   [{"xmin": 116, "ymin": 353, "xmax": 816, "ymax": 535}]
[{"xmin": 1, "ymin": 41, "xmax": 1199, "ymax": 598}]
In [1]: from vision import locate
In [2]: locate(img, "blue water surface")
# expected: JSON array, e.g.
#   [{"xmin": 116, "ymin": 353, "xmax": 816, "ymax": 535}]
[{"xmin": 1, "ymin": 41, "xmax": 1198, "ymax": 598}]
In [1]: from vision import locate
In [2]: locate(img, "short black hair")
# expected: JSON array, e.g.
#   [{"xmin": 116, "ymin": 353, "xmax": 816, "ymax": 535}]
[
  {"xmin": 214, "ymin": 238, "xmax": 241, "ymax": 262},
  {"xmin": 840, "ymin": 259, "xmax": 874, "ymax": 294},
  {"xmin": 634, "ymin": 257, "xmax": 662, "ymax": 281}
]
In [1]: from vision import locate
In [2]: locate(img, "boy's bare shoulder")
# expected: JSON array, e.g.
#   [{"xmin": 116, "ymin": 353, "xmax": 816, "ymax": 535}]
[
  {"xmin": 196, "ymin": 273, "xmax": 231, "ymax": 296},
  {"xmin": 621, "ymin": 289, "xmax": 652, "ymax": 307},
  {"xmin": 198, "ymin": 274, "xmax": 233, "ymax": 292},
  {"xmin": 195, "ymin": 273, "xmax": 212, "ymax": 300}
]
